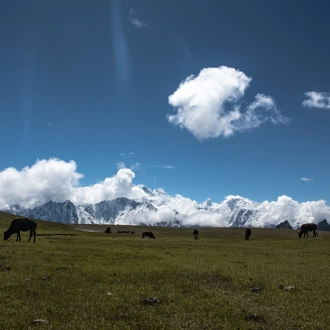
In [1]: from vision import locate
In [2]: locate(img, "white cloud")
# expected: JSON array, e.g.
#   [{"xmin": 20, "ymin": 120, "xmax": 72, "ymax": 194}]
[
  {"xmin": 0, "ymin": 158, "xmax": 83, "ymax": 209},
  {"xmin": 172, "ymin": 194, "xmax": 330, "ymax": 229},
  {"xmin": 119, "ymin": 152, "xmax": 135, "ymax": 157},
  {"xmin": 128, "ymin": 7, "xmax": 148, "ymax": 29},
  {"xmin": 252, "ymin": 195, "xmax": 330, "ymax": 228},
  {"xmin": 0, "ymin": 158, "xmax": 148, "ymax": 209},
  {"xmin": 150, "ymin": 165, "xmax": 176, "ymax": 169},
  {"xmin": 136, "ymin": 193, "xmax": 330, "ymax": 228},
  {"xmin": 302, "ymin": 91, "xmax": 330, "ymax": 109},
  {"xmin": 130, "ymin": 162, "xmax": 141, "ymax": 171},
  {"xmin": 300, "ymin": 177, "xmax": 312, "ymax": 182},
  {"xmin": 130, "ymin": 18, "xmax": 147, "ymax": 28},
  {"xmin": 116, "ymin": 161, "xmax": 126, "ymax": 169},
  {"xmin": 167, "ymin": 66, "xmax": 289, "ymax": 140},
  {"xmin": 246, "ymin": 94, "xmax": 289, "ymax": 126}
]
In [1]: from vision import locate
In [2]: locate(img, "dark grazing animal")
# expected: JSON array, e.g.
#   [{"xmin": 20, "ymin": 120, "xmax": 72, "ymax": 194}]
[
  {"xmin": 245, "ymin": 228, "xmax": 252, "ymax": 240},
  {"xmin": 142, "ymin": 231, "xmax": 156, "ymax": 239},
  {"xmin": 4, "ymin": 218, "xmax": 37, "ymax": 242},
  {"xmin": 298, "ymin": 223, "xmax": 317, "ymax": 238},
  {"xmin": 193, "ymin": 229, "xmax": 199, "ymax": 240},
  {"xmin": 105, "ymin": 227, "xmax": 111, "ymax": 234}
]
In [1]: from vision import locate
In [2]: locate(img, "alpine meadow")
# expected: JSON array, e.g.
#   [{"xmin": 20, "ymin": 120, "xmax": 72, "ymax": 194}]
[{"xmin": 1, "ymin": 211, "xmax": 330, "ymax": 329}]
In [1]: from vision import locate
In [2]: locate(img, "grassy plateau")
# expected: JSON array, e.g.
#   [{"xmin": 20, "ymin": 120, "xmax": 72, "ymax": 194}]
[{"xmin": 0, "ymin": 210, "xmax": 330, "ymax": 330}]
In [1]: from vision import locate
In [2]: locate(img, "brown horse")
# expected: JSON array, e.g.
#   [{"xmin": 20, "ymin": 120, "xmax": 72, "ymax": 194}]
[{"xmin": 298, "ymin": 223, "xmax": 317, "ymax": 238}]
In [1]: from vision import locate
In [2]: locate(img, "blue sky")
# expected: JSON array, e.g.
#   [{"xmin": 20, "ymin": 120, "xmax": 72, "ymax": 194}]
[{"xmin": 1, "ymin": 0, "xmax": 330, "ymax": 209}]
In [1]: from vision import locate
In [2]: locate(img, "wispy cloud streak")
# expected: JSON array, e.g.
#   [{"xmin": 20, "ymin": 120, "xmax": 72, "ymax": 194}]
[
  {"xmin": 128, "ymin": 7, "xmax": 148, "ymax": 29},
  {"xmin": 300, "ymin": 177, "xmax": 312, "ymax": 182},
  {"xmin": 150, "ymin": 165, "xmax": 176, "ymax": 169}
]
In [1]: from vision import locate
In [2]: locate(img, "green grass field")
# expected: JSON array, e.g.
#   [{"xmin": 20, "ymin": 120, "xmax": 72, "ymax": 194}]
[{"xmin": 0, "ymin": 211, "xmax": 329, "ymax": 330}]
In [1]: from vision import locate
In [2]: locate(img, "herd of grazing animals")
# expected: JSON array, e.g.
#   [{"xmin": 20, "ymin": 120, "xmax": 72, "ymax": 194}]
[{"xmin": 2, "ymin": 218, "xmax": 321, "ymax": 243}]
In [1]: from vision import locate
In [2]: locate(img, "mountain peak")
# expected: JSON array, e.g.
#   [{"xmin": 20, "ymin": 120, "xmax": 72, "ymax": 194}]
[
  {"xmin": 275, "ymin": 220, "xmax": 293, "ymax": 229},
  {"xmin": 138, "ymin": 185, "xmax": 155, "ymax": 196}
]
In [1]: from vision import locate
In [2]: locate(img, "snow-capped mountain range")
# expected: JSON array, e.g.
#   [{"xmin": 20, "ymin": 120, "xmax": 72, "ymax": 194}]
[
  {"xmin": 3, "ymin": 184, "xmax": 329, "ymax": 228},
  {"xmin": 1, "ymin": 185, "xmax": 284, "ymax": 228}
]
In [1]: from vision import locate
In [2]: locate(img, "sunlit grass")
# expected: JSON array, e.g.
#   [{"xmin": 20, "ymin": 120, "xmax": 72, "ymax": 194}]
[{"xmin": 0, "ymin": 211, "xmax": 329, "ymax": 329}]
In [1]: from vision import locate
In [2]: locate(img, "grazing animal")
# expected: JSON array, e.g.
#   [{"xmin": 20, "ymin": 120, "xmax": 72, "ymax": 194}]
[
  {"xmin": 4, "ymin": 218, "xmax": 37, "ymax": 242},
  {"xmin": 142, "ymin": 231, "xmax": 156, "ymax": 239},
  {"xmin": 245, "ymin": 228, "xmax": 252, "ymax": 240},
  {"xmin": 105, "ymin": 227, "xmax": 111, "ymax": 234},
  {"xmin": 298, "ymin": 223, "xmax": 317, "ymax": 238},
  {"xmin": 130, "ymin": 231, "xmax": 135, "ymax": 234},
  {"xmin": 193, "ymin": 229, "xmax": 199, "ymax": 240}
]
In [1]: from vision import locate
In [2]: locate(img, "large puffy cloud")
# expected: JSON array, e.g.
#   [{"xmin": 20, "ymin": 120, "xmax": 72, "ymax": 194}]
[
  {"xmin": 302, "ymin": 91, "xmax": 330, "ymax": 109},
  {"xmin": 0, "ymin": 159, "xmax": 82, "ymax": 209},
  {"xmin": 252, "ymin": 195, "xmax": 330, "ymax": 228},
  {"xmin": 0, "ymin": 158, "xmax": 147, "ymax": 209},
  {"xmin": 167, "ymin": 66, "xmax": 289, "ymax": 140}
]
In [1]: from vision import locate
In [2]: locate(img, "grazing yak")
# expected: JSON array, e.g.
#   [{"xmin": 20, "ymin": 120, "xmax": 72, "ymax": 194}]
[
  {"xmin": 193, "ymin": 229, "xmax": 199, "ymax": 240},
  {"xmin": 245, "ymin": 228, "xmax": 252, "ymax": 240},
  {"xmin": 142, "ymin": 231, "xmax": 156, "ymax": 239},
  {"xmin": 105, "ymin": 227, "xmax": 111, "ymax": 234},
  {"xmin": 4, "ymin": 218, "xmax": 37, "ymax": 242},
  {"xmin": 298, "ymin": 223, "xmax": 318, "ymax": 238}
]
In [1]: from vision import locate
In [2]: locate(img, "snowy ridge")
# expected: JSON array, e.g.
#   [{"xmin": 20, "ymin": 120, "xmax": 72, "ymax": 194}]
[
  {"xmin": 2, "ymin": 196, "xmax": 261, "ymax": 227},
  {"xmin": 2, "ymin": 187, "xmax": 328, "ymax": 228}
]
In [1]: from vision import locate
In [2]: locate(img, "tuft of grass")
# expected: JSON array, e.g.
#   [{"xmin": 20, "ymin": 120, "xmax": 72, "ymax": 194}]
[{"xmin": 0, "ymin": 211, "xmax": 330, "ymax": 329}]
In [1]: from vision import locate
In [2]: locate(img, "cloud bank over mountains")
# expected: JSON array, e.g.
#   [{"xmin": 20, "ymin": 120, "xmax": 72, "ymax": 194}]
[
  {"xmin": 167, "ymin": 66, "xmax": 290, "ymax": 140},
  {"xmin": 1, "ymin": 158, "xmax": 329, "ymax": 228},
  {"xmin": 0, "ymin": 158, "xmax": 146, "ymax": 209}
]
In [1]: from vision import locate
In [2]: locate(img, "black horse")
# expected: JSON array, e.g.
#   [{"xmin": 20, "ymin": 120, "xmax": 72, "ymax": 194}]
[
  {"xmin": 4, "ymin": 218, "xmax": 37, "ymax": 242},
  {"xmin": 142, "ymin": 231, "xmax": 156, "ymax": 239},
  {"xmin": 245, "ymin": 228, "xmax": 252, "ymax": 240},
  {"xmin": 193, "ymin": 229, "xmax": 199, "ymax": 240}
]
